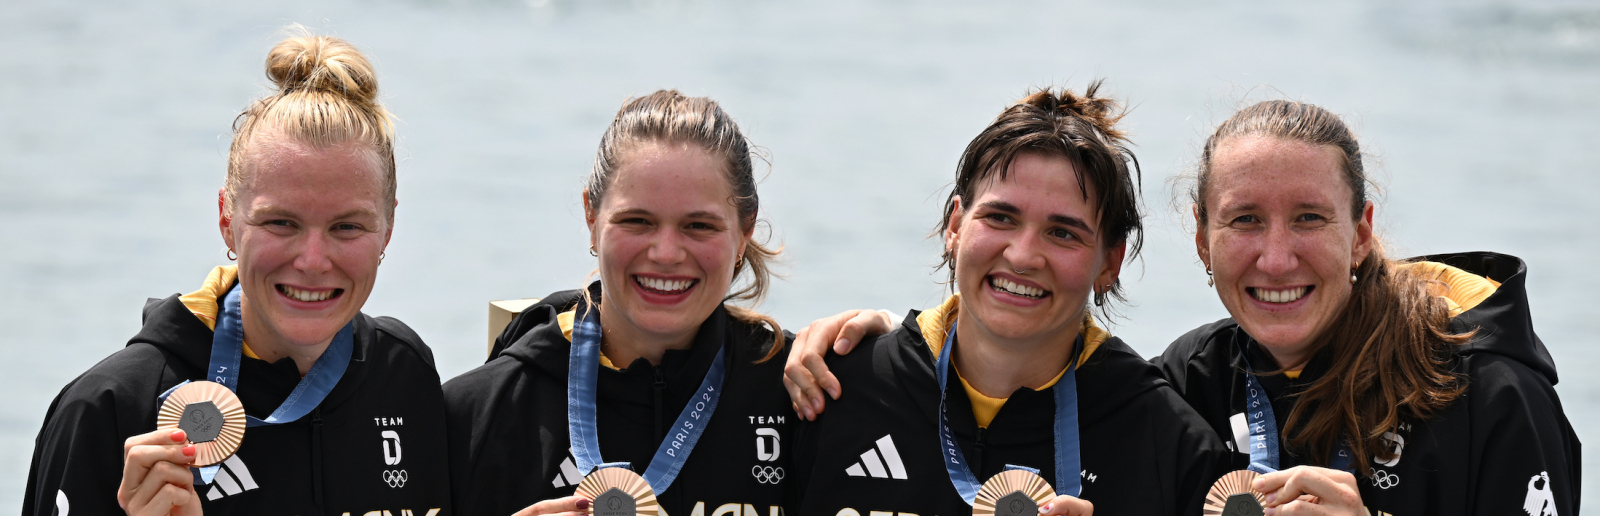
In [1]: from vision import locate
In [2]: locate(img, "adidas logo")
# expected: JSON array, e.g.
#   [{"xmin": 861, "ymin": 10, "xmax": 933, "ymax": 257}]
[
  {"xmin": 550, "ymin": 455, "xmax": 585, "ymax": 488},
  {"xmin": 204, "ymin": 456, "xmax": 258, "ymax": 500},
  {"xmin": 844, "ymin": 435, "xmax": 908, "ymax": 480}
]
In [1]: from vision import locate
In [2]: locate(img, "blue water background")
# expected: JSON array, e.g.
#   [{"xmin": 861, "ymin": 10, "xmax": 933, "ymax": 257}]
[{"xmin": 2, "ymin": 0, "xmax": 1596, "ymax": 510}]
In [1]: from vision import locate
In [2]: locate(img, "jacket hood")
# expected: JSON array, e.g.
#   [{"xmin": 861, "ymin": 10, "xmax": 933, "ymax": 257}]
[
  {"xmin": 497, "ymin": 282, "xmax": 597, "ymax": 374},
  {"xmin": 1419, "ymin": 251, "xmax": 1557, "ymax": 384},
  {"xmin": 135, "ymin": 293, "xmax": 218, "ymax": 373},
  {"xmin": 497, "ymin": 301, "xmax": 574, "ymax": 375}
]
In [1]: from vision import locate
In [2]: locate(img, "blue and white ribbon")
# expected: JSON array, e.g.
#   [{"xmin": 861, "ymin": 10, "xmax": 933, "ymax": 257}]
[
  {"xmin": 566, "ymin": 303, "xmax": 727, "ymax": 494},
  {"xmin": 936, "ymin": 321, "xmax": 1082, "ymax": 504},
  {"xmin": 159, "ymin": 283, "xmax": 355, "ymax": 484}
]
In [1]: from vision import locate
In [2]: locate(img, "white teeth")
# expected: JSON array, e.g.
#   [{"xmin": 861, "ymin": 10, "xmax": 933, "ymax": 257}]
[
  {"xmin": 990, "ymin": 277, "xmax": 1045, "ymax": 298},
  {"xmin": 635, "ymin": 276, "xmax": 692, "ymax": 293},
  {"xmin": 281, "ymin": 285, "xmax": 334, "ymax": 302},
  {"xmin": 1251, "ymin": 286, "xmax": 1309, "ymax": 304}
]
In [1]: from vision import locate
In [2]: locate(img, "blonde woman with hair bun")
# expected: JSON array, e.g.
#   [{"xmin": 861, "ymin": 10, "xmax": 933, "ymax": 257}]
[{"xmin": 24, "ymin": 30, "xmax": 453, "ymax": 516}]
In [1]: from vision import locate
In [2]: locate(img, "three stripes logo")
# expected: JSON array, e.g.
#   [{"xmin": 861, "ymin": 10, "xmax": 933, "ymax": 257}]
[
  {"xmin": 203, "ymin": 456, "xmax": 259, "ymax": 500},
  {"xmin": 550, "ymin": 454, "xmax": 587, "ymax": 489},
  {"xmin": 844, "ymin": 435, "xmax": 908, "ymax": 480}
]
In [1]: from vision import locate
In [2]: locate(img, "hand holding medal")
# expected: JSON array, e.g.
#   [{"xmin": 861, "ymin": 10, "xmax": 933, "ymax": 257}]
[
  {"xmin": 1248, "ymin": 466, "xmax": 1366, "ymax": 516},
  {"xmin": 972, "ymin": 468, "xmax": 1094, "ymax": 516},
  {"xmin": 116, "ymin": 427, "xmax": 212, "ymax": 516},
  {"xmin": 1213, "ymin": 344, "xmax": 1364, "ymax": 515}
]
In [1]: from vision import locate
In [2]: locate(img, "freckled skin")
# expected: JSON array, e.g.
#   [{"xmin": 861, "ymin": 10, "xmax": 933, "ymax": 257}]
[
  {"xmin": 584, "ymin": 142, "xmax": 751, "ymax": 365},
  {"xmin": 1196, "ymin": 136, "xmax": 1374, "ymax": 368},
  {"xmin": 946, "ymin": 153, "xmax": 1124, "ymax": 395},
  {"xmin": 219, "ymin": 134, "xmax": 391, "ymax": 373}
]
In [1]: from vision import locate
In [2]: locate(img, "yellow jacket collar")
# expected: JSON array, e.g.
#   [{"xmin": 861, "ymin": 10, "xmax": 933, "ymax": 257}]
[
  {"xmin": 178, "ymin": 265, "xmax": 260, "ymax": 359},
  {"xmin": 915, "ymin": 294, "xmax": 1108, "ymax": 388}
]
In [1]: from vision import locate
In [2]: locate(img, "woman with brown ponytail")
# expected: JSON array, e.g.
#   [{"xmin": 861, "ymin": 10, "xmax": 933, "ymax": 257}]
[
  {"xmin": 786, "ymin": 84, "xmax": 1230, "ymax": 516},
  {"xmin": 1154, "ymin": 100, "xmax": 1580, "ymax": 515},
  {"xmin": 24, "ymin": 31, "xmax": 452, "ymax": 516},
  {"xmin": 443, "ymin": 90, "xmax": 799, "ymax": 516}
]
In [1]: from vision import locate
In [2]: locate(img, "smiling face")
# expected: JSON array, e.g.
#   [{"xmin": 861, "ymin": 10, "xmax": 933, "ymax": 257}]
[
  {"xmin": 586, "ymin": 141, "xmax": 750, "ymax": 349},
  {"xmin": 946, "ymin": 152, "xmax": 1125, "ymax": 345},
  {"xmin": 221, "ymin": 134, "xmax": 391, "ymax": 354},
  {"xmin": 1197, "ymin": 135, "xmax": 1373, "ymax": 366}
]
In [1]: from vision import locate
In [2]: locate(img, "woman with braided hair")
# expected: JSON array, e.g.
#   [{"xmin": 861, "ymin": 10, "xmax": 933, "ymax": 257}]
[{"xmin": 786, "ymin": 83, "xmax": 1230, "ymax": 516}]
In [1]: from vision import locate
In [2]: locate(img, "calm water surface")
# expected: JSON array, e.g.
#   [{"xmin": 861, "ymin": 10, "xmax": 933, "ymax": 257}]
[{"xmin": 3, "ymin": 0, "xmax": 1597, "ymax": 510}]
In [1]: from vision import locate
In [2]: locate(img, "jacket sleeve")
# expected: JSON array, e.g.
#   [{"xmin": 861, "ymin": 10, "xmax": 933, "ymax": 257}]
[
  {"xmin": 1464, "ymin": 356, "xmax": 1580, "ymax": 516},
  {"xmin": 24, "ymin": 379, "xmax": 145, "ymax": 516}
]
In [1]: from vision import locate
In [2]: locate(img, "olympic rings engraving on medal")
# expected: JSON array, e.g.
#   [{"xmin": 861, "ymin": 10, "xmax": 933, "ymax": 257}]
[
  {"xmin": 1370, "ymin": 469, "xmax": 1399, "ymax": 490},
  {"xmin": 383, "ymin": 469, "xmax": 409, "ymax": 488},
  {"xmin": 751, "ymin": 465, "xmax": 785, "ymax": 484}
]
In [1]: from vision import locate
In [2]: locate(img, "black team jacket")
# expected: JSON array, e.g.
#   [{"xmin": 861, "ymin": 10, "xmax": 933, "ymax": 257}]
[
  {"xmin": 23, "ymin": 273, "xmax": 452, "ymax": 516},
  {"xmin": 1155, "ymin": 252, "xmax": 1581, "ymax": 516},
  {"xmin": 444, "ymin": 285, "xmax": 797, "ymax": 516},
  {"xmin": 788, "ymin": 298, "xmax": 1231, "ymax": 516}
]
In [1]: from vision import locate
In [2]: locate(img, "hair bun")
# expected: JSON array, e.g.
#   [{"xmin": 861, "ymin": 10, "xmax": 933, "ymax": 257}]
[
  {"xmin": 1015, "ymin": 81, "xmax": 1127, "ymax": 142},
  {"xmin": 265, "ymin": 33, "xmax": 379, "ymax": 105}
]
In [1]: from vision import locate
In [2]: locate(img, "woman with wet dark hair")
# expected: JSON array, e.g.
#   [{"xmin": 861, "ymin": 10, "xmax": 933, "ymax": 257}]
[{"xmin": 786, "ymin": 83, "xmax": 1229, "ymax": 516}]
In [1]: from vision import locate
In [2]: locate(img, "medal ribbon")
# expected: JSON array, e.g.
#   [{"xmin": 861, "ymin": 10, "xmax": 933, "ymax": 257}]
[
  {"xmin": 936, "ymin": 321, "xmax": 1082, "ymax": 504},
  {"xmin": 160, "ymin": 283, "xmax": 356, "ymax": 484},
  {"xmin": 1238, "ymin": 341, "xmax": 1353, "ymax": 474},
  {"xmin": 567, "ymin": 303, "xmax": 727, "ymax": 494}
]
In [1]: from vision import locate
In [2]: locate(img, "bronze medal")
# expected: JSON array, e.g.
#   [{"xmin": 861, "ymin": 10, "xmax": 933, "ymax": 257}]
[
  {"xmin": 577, "ymin": 467, "xmax": 660, "ymax": 516},
  {"xmin": 972, "ymin": 469, "xmax": 1054, "ymax": 516},
  {"xmin": 1204, "ymin": 470, "xmax": 1267, "ymax": 516},
  {"xmin": 156, "ymin": 381, "xmax": 246, "ymax": 466}
]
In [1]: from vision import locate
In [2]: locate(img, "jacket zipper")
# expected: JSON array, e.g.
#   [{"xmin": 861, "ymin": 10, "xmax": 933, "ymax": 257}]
[
  {"xmin": 974, "ymin": 427, "xmax": 987, "ymax": 477},
  {"xmin": 652, "ymin": 368, "xmax": 667, "ymax": 443},
  {"xmin": 311, "ymin": 407, "xmax": 325, "ymax": 513}
]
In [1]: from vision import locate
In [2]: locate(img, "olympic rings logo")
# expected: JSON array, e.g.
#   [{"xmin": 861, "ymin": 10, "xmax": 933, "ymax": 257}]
[
  {"xmin": 383, "ymin": 469, "xmax": 409, "ymax": 488},
  {"xmin": 1370, "ymin": 469, "xmax": 1399, "ymax": 490},
  {"xmin": 751, "ymin": 465, "xmax": 785, "ymax": 484}
]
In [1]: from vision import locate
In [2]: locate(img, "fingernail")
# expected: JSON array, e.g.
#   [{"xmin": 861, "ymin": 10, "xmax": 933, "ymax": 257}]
[
  {"xmin": 801, "ymin": 407, "xmax": 814, "ymax": 420},
  {"xmin": 834, "ymin": 338, "xmax": 849, "ymax": 348},
  {"xmin": 183, "ymin": 445, "xmax": 196, "ymax": 457},
  {"xmin": 826, "ymin": 387, "xmax": 840, "ymax": 399},
  {"xmin": 1042, "ymin": 503, "xmax": 1053, "ymax": 512},
  {"xmin": 1264, "ymin": 508, "xmax": 1276, "ymax": 516},
  {"xmin": 576, "ymin": 498, "xmax": 590, "ymax": 510},
  {"xmin": 1264, "ymin": 492, "xmax": 1276, "ymax": 504},
  {"xmin": 811, "ymin": 397, "xmax": 822, "ymax": 411},
  {"xmin": 169, "ymin": 430, "xmax": 186, "ymax": 442}
]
